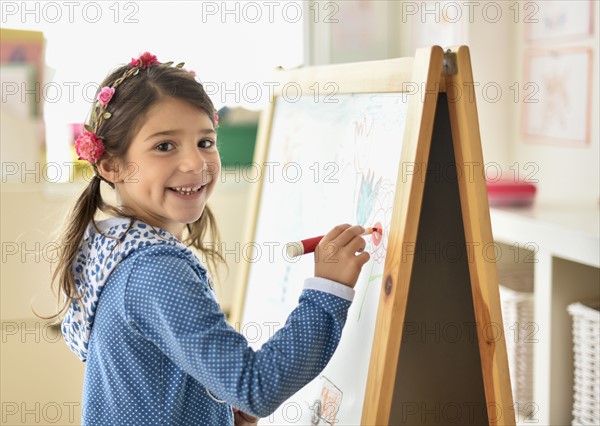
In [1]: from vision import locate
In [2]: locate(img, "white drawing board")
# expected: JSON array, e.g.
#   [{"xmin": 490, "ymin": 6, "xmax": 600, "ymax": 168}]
[{"xmin": 240, "ymin": 93, "xmax": 409, "ymax": 424}]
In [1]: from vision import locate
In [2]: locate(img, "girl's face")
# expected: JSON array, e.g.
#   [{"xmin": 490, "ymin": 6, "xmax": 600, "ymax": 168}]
[{"xmin": 113, "ymin": 97, "xmax": 220, "ymax": 240}]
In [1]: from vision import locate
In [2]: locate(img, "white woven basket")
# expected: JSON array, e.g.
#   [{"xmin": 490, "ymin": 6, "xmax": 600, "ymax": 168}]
[
  {"xmin": 498, "ymin": 268, "xmax": 535, "ymax": 415},
  {"xmin": 567, "ymin": 302, "xmax": 600, "ymax": 426}
]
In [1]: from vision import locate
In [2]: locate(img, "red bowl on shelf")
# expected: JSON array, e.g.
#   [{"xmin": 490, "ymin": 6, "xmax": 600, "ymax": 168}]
[{"xmin": 486, "ymin": 180, "xmax": 537, "ymax": 207}]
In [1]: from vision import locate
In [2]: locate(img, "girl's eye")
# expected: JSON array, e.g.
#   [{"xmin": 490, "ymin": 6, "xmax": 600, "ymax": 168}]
[
  {"xmin": 199, "ymin": 139, "xmax": 215, "ymax": 149},
  {"xmin": 155, "ymin": 142, "xmax": 173, "ymax": 152}
]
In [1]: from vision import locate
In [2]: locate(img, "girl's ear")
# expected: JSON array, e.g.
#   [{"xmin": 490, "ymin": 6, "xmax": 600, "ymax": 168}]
[{"xmin": 96, "ymin": 156, "xmax": 123, "ymax": 184}]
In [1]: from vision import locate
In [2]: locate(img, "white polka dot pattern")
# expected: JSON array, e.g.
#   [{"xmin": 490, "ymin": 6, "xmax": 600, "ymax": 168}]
[{"xmin": 81, "ymin": 244, "xmax": 353, "ymax": 424}]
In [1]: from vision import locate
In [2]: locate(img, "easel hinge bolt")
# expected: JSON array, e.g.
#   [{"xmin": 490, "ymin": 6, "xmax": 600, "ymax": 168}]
[{"xmin": 443, "ymin": 50, "xmax": 458, "ymax": 76}]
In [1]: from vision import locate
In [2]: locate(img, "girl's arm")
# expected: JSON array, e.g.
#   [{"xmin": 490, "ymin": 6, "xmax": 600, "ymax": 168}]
[{"xmin": 124, "ymin": 245, "xmax": 353, "ymax": 419}]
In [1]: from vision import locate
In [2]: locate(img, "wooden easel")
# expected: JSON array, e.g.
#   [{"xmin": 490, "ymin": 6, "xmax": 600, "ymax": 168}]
[
  {"xmin": 230, "ymin": 45, "xmax": 515, "ymax": 425},
  {"xmin": 362, "ymin": 46, "xmax": 515, "ymax": 425}
]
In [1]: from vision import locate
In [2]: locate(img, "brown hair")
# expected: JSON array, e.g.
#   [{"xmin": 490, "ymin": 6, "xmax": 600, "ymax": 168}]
[{"xmin": 40, "ymin": 63, "xmax": 225, "ymax": 322}]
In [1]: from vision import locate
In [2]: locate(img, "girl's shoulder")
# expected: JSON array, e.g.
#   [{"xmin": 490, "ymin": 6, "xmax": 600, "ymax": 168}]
[
  {"xmin": 127, "ymin": 243, "xmax": 197, "ymax": 268},
  {"xmin": 122, "ymin": 241, "xmax": 217, "ymax": 306}
]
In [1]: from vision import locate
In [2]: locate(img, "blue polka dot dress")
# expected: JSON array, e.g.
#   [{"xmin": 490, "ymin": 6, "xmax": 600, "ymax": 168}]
[{"xmin": 61, "ymin": 218, "xmax": 355, "ymax": 425}]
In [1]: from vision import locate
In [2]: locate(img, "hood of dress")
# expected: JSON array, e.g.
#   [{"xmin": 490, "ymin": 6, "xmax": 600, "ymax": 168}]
[{"xmin": 61, "ymin": 217, "xmax": 212, "ymax": 362}]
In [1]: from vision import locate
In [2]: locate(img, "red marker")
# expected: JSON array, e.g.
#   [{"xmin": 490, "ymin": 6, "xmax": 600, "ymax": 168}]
[{"xmin": 285, "ymin": 226, "xmax": 382, "ymax": 258}]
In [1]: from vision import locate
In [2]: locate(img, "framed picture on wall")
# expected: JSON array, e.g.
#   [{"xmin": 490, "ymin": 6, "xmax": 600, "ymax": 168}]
[
  {"xmin": 525, "ymin": 0, "xmax": 593, "ymax": 43},
  {"xmin": 521, "ymin": 47, "xmax": 592, "ymax": 147}
]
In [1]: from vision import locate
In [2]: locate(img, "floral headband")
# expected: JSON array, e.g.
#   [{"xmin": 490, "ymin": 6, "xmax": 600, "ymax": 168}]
[{"xmin": 75, "ymin": 51, "xmax": 219, "ymax": 165}]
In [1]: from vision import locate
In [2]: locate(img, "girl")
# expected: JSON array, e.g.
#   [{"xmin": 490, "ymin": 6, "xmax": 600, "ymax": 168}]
[{"xmin": 49, "ymin": 52, "xmax": 370, "ymax": 425}]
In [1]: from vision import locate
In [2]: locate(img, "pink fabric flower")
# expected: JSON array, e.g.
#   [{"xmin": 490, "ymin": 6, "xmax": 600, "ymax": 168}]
[
  {"xmin": 75, "ymin": 130, "xmax": 104, "ymax": 164},
  {"xmin": 129, "ymin": 51, "xmax": 159, "ymax": 69},
  {"xmin": 213, "ymin": 111, "xmax": 219, "ymax": 127},
  {"xmin": 186, "ymin": 69, "xmax": 197, "ymax": 77},
  {"xmin": 97, "ymin": 87, "xmax": 115, "ymax": 106}
]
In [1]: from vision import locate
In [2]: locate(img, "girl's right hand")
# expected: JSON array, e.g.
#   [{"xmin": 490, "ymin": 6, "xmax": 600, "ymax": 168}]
[
  {"xmin": 232, "ymin": 407, "xmax": 258, "ymax": 426},
  {"xmin": 314, "ymin": 224, "xmax": 371, "ymax": 288}
]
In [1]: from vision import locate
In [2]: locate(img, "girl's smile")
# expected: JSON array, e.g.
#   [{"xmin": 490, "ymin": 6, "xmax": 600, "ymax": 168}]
[{"xmin": 167, "ymin": 184, "xmax": 208, "ymax": 199}]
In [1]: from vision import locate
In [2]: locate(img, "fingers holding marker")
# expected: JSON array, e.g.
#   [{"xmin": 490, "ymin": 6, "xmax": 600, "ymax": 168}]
[
  {"xmin": 334, "ymin": 225, "xmax": 365, "ymax": 248},
  {"xmin": 325, "ymin": 223, "xmax": 353, "ymax": 242},
  {"xmin": 347, "ymin": 231, "xmax": 367, "ymax": 254},
  {"xmin": 285, "ymin": 224, "xmax": 383, "ymax": 258},
  {"xmin": 308, "ymin": 224, "xmax": 380, "ymax": 288}
]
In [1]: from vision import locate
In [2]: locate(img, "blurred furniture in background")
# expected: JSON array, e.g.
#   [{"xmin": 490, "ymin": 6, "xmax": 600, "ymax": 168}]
[{"xmin": 491, "ymin": 204, "xmax": 600, "ymax": 425}]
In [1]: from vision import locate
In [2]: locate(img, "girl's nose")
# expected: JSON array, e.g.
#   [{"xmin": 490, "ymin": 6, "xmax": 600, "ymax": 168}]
[{"xmin": 178, "ymin": 148, "xmax": 207, "ymax": 174}]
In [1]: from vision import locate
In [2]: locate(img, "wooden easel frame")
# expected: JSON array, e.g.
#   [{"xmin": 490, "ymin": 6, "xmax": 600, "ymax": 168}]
[
  {"xmin": 362, "ymin": 46, "xmax": 514, "ymax": 425},
  {"xmin": 229, "ymin": 46, "xmax": 515, "ymax": 425}
]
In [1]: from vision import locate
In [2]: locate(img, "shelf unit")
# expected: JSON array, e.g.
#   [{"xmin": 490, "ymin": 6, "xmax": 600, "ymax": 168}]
[{"xmin": 490, "ymin": 205, "xmax": 600, "ymax": 425}]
